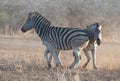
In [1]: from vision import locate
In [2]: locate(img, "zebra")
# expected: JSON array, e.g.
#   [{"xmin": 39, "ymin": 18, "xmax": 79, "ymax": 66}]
[
  {"xmin": 21, "ymin": 11, "xmax": 102, "ymax": 69},
  {"xmin": 46, "ymin": 41, "xmax": 99, "ymax": 69},
  {"xmin": 45, "ymin": 26, "xmax": 101, "ymax": 69}
]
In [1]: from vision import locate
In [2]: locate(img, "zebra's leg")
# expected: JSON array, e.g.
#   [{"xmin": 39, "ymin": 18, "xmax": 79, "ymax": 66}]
[
  {"xmin": 82, "ymin": 49, "xmax": 91, "ymax": 68},
  {"xmin": 44, "ymin": 48, "xmax": 51, "ymax": 68},
  {"xmin": 91, "ymin": 47, "xmax": 97, "ymax": 69},
  {"xmin": 69, "ymin": 48, "xmax": 81, "ymax": 69},
  {"xmin": 48, "ymin": 50, "xmax": 62, "ymax": 66},
  {"xmin": 51, "ymin": 49, "xmax": 62, "ymax": 67},
  {"xmin": 48, "ymin": 53, "xmax": 52, "ymax": 64},
  {"xmin": 56, "ymin": 50, "xmax": 62, "ymax": 67}
]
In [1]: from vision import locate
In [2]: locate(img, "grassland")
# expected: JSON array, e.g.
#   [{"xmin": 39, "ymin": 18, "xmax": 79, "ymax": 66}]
[{"xmin": 0, "ymin": 37, "xmax": 120, "ymax": 81}]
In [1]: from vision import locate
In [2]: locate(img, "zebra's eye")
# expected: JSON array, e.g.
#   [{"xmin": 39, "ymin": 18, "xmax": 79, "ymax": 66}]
[
  {"xmin": 96, "ymin": 28, "xmax": 100, "ymax": 32},
  {"xmin": 95, "ymin": 27, "xmax": 99, "ymax": 32}
]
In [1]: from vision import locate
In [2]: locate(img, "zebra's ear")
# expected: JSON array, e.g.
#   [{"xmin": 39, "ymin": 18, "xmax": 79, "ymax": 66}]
[
  {"xmin": 33, "ymin": 11, "xmax": 38, "ymax": 14},
  {"xmin": 32, "ymin": 11, "xmax": 38, "ymax": 16},
  {"xmin": 29, "ymin": 11, "xmax": 37, "ymax": 18}
]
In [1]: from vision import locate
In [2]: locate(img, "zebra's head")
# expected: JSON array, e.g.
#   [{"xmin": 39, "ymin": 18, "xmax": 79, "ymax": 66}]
[
  {"xmin": 87, "ymin": 23, "xmax": 102, "ymax": 45},
  {"xmin": 21, "ymin": 12, "xmax": 37, "ymax": 32},
  {"xmin": 21, "ymin": 11, "xmax": 51, "ymax": 33}
]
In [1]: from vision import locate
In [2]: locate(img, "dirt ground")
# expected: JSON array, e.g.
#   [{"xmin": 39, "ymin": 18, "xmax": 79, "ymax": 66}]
[{"xmin": 0, "ymin": 37, "xmax": 120, "ymax": 81}]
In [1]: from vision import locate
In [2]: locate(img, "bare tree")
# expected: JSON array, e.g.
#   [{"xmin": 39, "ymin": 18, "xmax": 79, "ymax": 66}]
[{"xmin": 0, "ymin": 0, "xmax": 119, "ymax": 40}]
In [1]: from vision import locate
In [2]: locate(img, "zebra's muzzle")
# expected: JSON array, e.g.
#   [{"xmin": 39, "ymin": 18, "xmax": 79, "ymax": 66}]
[
  {"xmin": 97, "ymin": 38, "xmax": 101, "ymax": 45},
  {"xmin": 21, "ymin": 27, "xmax": 26, "ymax": 33}
]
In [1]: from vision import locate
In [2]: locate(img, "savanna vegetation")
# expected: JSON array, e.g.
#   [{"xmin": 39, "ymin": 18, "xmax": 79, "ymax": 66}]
[
  {"xmin": 0, "ymin": 0, "xmax": 120, "ymax": 40},
  {"xmin": 0, "ymin": 0, "xmax": 120, "ymax": 81}
]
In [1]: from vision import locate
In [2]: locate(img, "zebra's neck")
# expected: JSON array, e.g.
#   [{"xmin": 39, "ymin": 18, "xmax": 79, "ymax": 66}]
[
  {"xmin": 33, "ymin": 17, "xmax": 51, "ymax": 40},
  {"xmin": 85, "ymin": 28, "xmax": 95, "ymax": 44}
]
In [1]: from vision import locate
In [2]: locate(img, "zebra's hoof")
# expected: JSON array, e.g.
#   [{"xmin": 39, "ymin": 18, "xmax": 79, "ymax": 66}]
[
  {"xmin": 56, "ymin": 63, "xmax": 63, "ymax": 67},
  {"xmin": 68, "ymin": 66, "xmax": 75, "ymax": 69},
  {"xmin": 82, "ymin": 65, "xmax": 87, "ymax": 68},
  {"xmin": 94, "ymin": 67, "xmax": 97, "ymax": 70},
  {"xmin": 48, "ymin": 64, "xmax": 51, "ymax": 69}
]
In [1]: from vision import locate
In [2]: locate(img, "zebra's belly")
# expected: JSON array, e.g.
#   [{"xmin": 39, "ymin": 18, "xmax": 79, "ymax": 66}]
[
  {"xmin": 43, "ymin": 35, "xmax": 89, "ymax": 50},
  {"xmin": 55, "ymin": 39, "xmax": 89, "ymax": 50},
  {"xmin": 43, "ymin": 40, "xmax": 89, "ymax": 51}
]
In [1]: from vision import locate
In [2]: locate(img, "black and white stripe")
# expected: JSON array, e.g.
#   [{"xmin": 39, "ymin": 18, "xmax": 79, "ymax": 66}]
[{"xmin": 21, "ymin": 12, "xmax": 102, "ymax": 69}]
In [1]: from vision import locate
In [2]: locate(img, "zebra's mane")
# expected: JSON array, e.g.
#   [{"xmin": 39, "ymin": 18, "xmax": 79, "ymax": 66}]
[
  {"xmin": 34, "ymin": 12, "xmax": 51, "ymax": 25},
  {"xmin": 40, "ymin": 15, "xmax": 51, "ymax": 25}
]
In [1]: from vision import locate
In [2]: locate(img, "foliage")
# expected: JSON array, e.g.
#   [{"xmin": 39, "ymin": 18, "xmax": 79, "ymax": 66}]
[
  {"xmin": 0, "ymin": 12, "xmax": 9, "ymax": 27},
  {"xmin": 0, "ymin": 0, "xmax": 119, "ymax": 39}
]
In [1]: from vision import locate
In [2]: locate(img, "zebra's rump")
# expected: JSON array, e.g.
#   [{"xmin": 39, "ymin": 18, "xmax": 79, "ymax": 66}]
[{"xmin": 49, "ymin": 27, "xmax": 89, "ymax": 50}]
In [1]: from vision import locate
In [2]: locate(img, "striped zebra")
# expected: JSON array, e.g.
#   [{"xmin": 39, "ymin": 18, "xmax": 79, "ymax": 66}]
[
  {"xmin": 21, "ymin": 12, "xmax": 102, "ymax": 69},
  {"xmin": 47, "ymin": 42, "xmax": 99, "ymax": 69}
]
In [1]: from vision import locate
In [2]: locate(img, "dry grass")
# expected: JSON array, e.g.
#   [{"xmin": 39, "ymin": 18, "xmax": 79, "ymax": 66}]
[{"xmin": 0, "ymin": 37, "xmax": 120, "ymax": 81}]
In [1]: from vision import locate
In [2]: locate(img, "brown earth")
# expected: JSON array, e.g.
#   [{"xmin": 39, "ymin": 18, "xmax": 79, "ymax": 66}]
[{"xmin": 0, "ymin": 37, "xmax": 120, "ymax": 81}]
